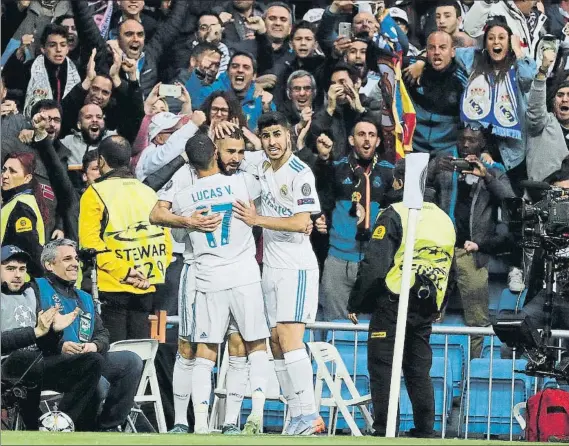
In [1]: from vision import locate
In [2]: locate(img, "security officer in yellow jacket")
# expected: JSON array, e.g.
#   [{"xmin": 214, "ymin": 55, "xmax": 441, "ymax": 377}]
[
  {"xmin": 348, "ymin": 159, "xmax": 456, "ymax": 438},
  {"xmin": 79, "ymin": 136, "xmax": 172, "ymax": 343},
  {"xmin": 1, "ymin": 152, "xmax": 46, "ymax": 277}
]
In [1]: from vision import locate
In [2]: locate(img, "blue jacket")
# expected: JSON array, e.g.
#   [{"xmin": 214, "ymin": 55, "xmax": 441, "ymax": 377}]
[
  {"xmin": 36, "ymin": 277, "xmax": 95, "ymax": 344},
  {"xmin": 406, "ymin": 60, "xmax": 469, "ymax": 155},
  {"xmin": 314, "ymin": 154, "xmax": 394, "ymax": 263},
  {"xmin": 185, "ymin": 72, "xmax": 276, "ymax": 130}
]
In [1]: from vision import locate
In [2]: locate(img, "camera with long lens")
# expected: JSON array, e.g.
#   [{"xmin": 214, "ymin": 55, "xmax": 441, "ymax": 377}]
[
  {"xmin": 496, "ymin": 184, "xmax": 569, "ymax": 380},
  {"xmin": 503, "ymin": 187, "xmax": 569, "ymax": 250}
]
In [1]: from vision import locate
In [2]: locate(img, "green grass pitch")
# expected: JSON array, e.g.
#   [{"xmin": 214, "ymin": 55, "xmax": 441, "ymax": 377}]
[{"xmin": 1, "ymin": 432, "xmax": 542, "ymax": 445}]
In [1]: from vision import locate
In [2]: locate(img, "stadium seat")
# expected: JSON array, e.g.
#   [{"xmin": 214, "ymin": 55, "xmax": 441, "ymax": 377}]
[
  {"xmin": 430, "ymin": 334, "xmax": 468, "ymax": 398},
  {"xmin": 480, "ymin": 336, "xmax": 503, "ymax": 359},
  {"xmin": 399, "ymin": 356, "xmax": 453, "ymax": 433},
  {"xmin": 460, "ymin": 358, "xmax": 533, "ymax": 436},
  {"xmin": 497, "ymin": 288, "xmax": 527, "ymax": 318}
]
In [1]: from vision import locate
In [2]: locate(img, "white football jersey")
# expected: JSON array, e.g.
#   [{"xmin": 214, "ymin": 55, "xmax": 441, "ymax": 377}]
[
  {"xmin": 172, "ymin": 171, "xmax": 261, "ymax": 292},
  {"xmin": 257, "ymin": 153, "xmax": 321, "ymax": 270},
  {"xmin": 159, "ymin": 164, "xmax": 197, "ymax": 262}
]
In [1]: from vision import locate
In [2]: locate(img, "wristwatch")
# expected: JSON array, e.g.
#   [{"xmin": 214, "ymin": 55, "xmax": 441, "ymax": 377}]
[{"xmin": 538, "ymin": 66, "xmax": 549, "ymax": 76}]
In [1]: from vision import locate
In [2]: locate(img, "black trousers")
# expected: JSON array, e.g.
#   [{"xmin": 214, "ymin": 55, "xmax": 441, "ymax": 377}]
[
  {"xmin": 1, "ymin": 351, "xmax": 103, "ymax": 431},
  {"xmin": 99, "ymin": 291, "xmax": 154, "ymax": 343},
  {"xmin": 368, "ymin": 296, "xmax": 435, "ymax": 436}
]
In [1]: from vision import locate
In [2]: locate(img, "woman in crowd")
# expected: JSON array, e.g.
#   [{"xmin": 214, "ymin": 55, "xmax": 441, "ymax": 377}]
[
  {"xmin": 201, "ymin": 91, "xmax": 261, "ymax": 150},
  {"xmin": 456, "ymin": 18, "xmax": 537, "ymax": 189},
  {"xmin": 1, "ymin": 152, "xmax": 47, "ymax": 277}
]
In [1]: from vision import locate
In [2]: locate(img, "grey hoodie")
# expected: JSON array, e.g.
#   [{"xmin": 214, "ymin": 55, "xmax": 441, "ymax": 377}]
[{"xmin": 526, "ymin": 78, "xmax": 569, "ymax": 181}]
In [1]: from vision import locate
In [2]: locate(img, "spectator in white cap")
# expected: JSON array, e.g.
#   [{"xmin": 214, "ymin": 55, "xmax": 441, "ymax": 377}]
[
  {"xmin": 389, "ymin": 7, "xmax": 421, "ymax": 56},
  {"xmin": 135, "ymin": 110, "xmax": 206, "ymax": 182},
  {"xmin": 302, "ymin": 8, "xmax": 325, "ymax": 25}
]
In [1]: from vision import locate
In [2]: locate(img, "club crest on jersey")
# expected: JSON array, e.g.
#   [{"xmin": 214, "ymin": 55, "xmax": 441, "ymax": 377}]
[
  {"xmin": 301, "ymin": 183, "xmax": 311, "ymax": 196},
  {"xmin": 262, "ymin": 161, "xmax": 271, "ymax": 172},
  {"xmin": 280, "ymin": 185, "xmax": 288, "ymax": 198}
]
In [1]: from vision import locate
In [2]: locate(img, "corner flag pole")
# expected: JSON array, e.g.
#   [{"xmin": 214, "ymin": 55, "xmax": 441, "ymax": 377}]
[{"xmin": 385, "ymin": 153, "xmax": 430, "ymax": 438}]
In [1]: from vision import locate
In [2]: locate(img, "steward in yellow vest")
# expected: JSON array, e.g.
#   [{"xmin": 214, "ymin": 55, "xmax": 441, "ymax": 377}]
[
  {"xmin": 79, "ymin": 136, "xmax": 172, "ymax": 342},
  {"xmin": 1, "ymin": 184, "xmax": 45, "ymax": 277},
  {"xmin": 347, "ymin": 159, "xmax": 456, "ymax": 438}
]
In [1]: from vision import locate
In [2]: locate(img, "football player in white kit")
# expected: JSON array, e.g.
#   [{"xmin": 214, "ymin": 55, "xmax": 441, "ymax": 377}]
[
  {"xmin": 172, "ymin": 130, "xmax": 271, "ymax": 435},
  {"xmin": 233, "ymin": 112, "xmax": 325, "ymax": 435},
  {"xmin": 149, "ymin": 130, "xmax": 257, "ymax": 434}
]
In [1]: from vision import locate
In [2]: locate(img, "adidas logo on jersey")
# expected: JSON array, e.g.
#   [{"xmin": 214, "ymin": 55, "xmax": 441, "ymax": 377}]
[
  {"xmin": 200, "ymin": 332, "xmax": 207, "ymax": 339},
  {"xmin": 343, "ymin": 177, "xmax": 353, "ymax": 185}
]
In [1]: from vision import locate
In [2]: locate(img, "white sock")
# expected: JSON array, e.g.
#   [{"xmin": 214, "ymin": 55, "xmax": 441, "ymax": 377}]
[
  {"xmin": 192, "ymin": 357, "xmax": 215, "ymax": 432},
  {"xmin": 173, "ymin": 355, "xmax": 194, "ymax": 426},
  {"xmin": 284, "ymin": 348, "xmax": 316, "ymax": 416},
  {"xmin": 224, "ymin": 356, "xmax": 248, "ymax": 426},
  {"xmin": 248, "ymin": 350, "xmax": 269, "ymax": 418},
  {"xmin": 274, "ymin": 359, "xmax": 301, "ymax": 418}
]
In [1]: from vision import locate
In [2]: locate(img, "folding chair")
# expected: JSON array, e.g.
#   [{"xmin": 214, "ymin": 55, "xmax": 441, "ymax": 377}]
[
  {"xmin": 307, "ymin": 342, "xmax": 373, "ymax": 436},
  {"xmin": 208, "ymin": 341, "xmax": 287, "ymax": 433},
  {"xmin": 109, "ymin": 339, "xmax": 166, "ymax": 433}
]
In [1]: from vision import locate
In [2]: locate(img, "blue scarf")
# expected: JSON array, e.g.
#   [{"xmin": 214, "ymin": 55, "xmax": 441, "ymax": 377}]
[{"xmin": 460, "ymin": 67, "xmax": 522, "ymax": 140}]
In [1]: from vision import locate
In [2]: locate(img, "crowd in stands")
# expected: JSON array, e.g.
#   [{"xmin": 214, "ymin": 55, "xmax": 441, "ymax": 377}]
[{"xmin": 2, "ymin": 0, "xmax": 569, "ymax": 434}]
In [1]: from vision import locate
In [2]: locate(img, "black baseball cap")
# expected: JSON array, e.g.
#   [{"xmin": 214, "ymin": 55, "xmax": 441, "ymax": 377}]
[{"xmin": 1, "ymin": 246, "xmax": 31, "ymax": 263}]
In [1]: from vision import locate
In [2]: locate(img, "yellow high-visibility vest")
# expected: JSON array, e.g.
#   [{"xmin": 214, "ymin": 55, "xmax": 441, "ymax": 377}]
[
  {"xmin": 90, "ymin": 177, "xmax": 172, "ymax": 290},
  {"xmin": 385, "ymin": 201, "xmax": 456, "ymax": 311},
  {"xmin": 1, "ymin": 191, "xmax": 45, "ymax": 246}
]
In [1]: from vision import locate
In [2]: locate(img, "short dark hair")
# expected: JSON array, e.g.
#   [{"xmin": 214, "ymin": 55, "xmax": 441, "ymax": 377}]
[
  {"xmin": 229, "ymin": 51, "xmax": 257, "ymax": 74},
  {"xmin": 82, "ymin": 149, "xmax": 99, "ymax": 172},
  {"xmin": 258, "ymin": 111, "xmax": 290, "ymax": 133},
  {"xmin": 98, "ymin": 136, "xmax": 132, "ymax": 168},
  {"xmin": 30, "ymin": 99, "xmax": 62, "ymax": 119},
  {"xmin": 197, "ymin": 11, "xmax": 223, "ymax": 26},
  {"xmin": 350, "ymin": 118, "xmax": 381, "ymax": 136},
  {"xmin": 185, "ymin": 132, "xmax": 216, "ymax": 171},
  {"xmin": 213, "ymin": 127, "xmax": 244, "ymax": 143},
  {"xmin": 265, "ymin": 2, "xmax": 293, "ymax": 20},
  {"xmin": 331, "ymin": 61, "xmax": 360, "ymax": 83},
  {"xmin": 54, "ymin": 14, "xmax": 74, "ymax": 26},
  {"xmin": 191, "ymin": 42, "xmax": 223, "ymax": 60},
  {"xmin": 436, "ymin": 0, "xmax": 461, "ymax": 18},
  {"xmin": 40, "ymin": 24, "xmax": 69, "ymax": 47},
  {"xmin": 118, "ymin": 19, "xmax": 145, "ymax": 36},
  {"xmin": 291, "ymin": 20, "xmax": 315, "ymax": 39}
]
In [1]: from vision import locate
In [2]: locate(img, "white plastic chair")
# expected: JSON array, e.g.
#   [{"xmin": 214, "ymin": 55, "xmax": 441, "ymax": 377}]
[
  {"xmin": 208, "ymin": 341, "xmax": 287, "ymax": 433},
  {"xmin": 109, "ymin": 339, "xmax": 166, "ymax": 433},
  {"xmin": 307, "ymin": 341, "xmax": 374, "ymax": 436},
  {"xmin": 513, "ymin": 401, "xmax": 527, "ymax": 431}
]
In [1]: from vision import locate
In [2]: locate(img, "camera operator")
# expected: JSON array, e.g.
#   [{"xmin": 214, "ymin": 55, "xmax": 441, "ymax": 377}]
[
  {"xmin": 521, "ymin": 160, "xmax": 569, "ymax": 335},
  {"xmin": 430, "ymin": 125, "xmax": 516, "ymax": 358}
]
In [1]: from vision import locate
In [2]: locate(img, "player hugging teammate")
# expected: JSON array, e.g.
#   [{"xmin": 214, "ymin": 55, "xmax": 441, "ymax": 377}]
[{"xmin": 165, "ymin": 112, "xmax": 325, "ymax": 436}]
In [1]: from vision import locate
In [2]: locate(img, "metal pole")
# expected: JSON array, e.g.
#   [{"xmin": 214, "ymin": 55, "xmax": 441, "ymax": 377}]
[
  {"xmin": 385, "ymin": 152, "xmax": 429, "ymax": 438},
  {"xmin": 385, "ymin": 207, "xmax": 420, "ymax": 438}
]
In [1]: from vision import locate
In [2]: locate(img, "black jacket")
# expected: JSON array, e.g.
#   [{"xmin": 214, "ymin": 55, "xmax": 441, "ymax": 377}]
[
  {"xmin": 71, "ymin": 0, "xmax": 189, "ymax": 96},
  {"xmin": 60, "ymin": 80, "xmax": 144, "ymax": 143},
  {"xmin": 348, "ymin": 189, "xmax": 452, "ymax": 315},
  {"xmin": 308, "ymin": 96, "xmax": 382, "ymax": 160}
]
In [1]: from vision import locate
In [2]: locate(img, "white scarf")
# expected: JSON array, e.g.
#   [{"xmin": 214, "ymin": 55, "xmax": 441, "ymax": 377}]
[{"xmin": 24, "ymin": 55, "xmax": 80, "ymax": 118}]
